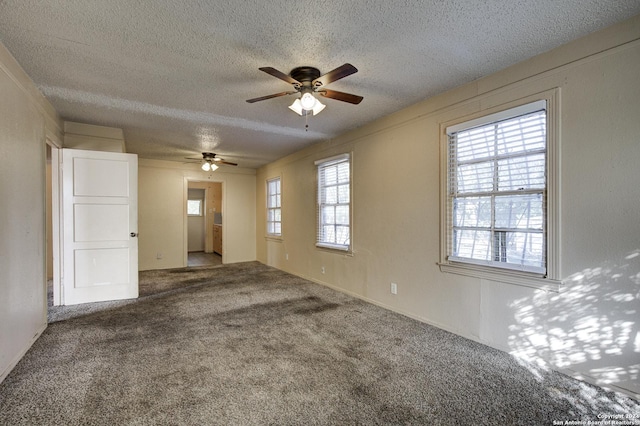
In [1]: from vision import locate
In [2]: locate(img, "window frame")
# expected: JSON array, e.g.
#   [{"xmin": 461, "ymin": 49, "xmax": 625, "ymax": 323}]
[
  {"xmin": 266, "ymin": 176, "xmax": 282, "ymax": 238},
  {"xmin": 315, "ymin": 153, "xmax": 352, "ymax": 252},
  {"xmin": 439, "ymin": 92, "xmax": 561, "ymax": 292}
]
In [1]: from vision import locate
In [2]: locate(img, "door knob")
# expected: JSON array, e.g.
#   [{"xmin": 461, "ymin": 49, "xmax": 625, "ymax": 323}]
[{"xmin": 130, "ymin": 232, "xmax": 138, "ymax": 237}]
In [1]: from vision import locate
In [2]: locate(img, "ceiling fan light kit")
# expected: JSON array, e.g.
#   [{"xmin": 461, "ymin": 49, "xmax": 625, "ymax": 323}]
[
  {"xmin": 288, "ymin": 96, "xmax": 326, "ymax": 116},
  {"xmin": 201, "ymin": 161, "xmax": 218, "ymax": 172},
  {"xmin": 247, "ymin": 63, "xmax": 363, "ymax": 119}
]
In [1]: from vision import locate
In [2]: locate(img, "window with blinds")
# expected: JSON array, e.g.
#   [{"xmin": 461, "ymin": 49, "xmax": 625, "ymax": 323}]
[
  {"xmin": 315, "ymin": 154, "xmax": 350, "ymax": 250},
  {"xmin": 446, "ymin": 100, "xmax": 547, "ymax": 274},
  {"xmin": 266, "ymin": 177, "xmax": 281, "ymax": 236}
]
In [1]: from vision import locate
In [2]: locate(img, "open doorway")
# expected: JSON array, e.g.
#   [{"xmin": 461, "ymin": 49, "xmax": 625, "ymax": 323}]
[{"xmin": 187, "ymin": 181, "xmax": 222, "ymax": 267}]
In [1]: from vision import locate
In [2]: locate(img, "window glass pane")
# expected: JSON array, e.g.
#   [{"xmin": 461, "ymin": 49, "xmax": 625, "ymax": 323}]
[
  {"xmin": 501, "ymin": 232, "xmax": 544, "ymax": 268},
  {"xmin": 274, "ymin": 208, "xmax": 281, "ymax": 222},
  {"xmin": 453, "ymin": 229, "xmax": 491, "ymax": 260},
  {"xmin": 337, "ymin": 184, "xmax": 350, "ymax": 204},
  {"xmin": 267, "ymin": 223, "xmax": 274, "ymax": 234},
  {"xmin": 336, "ymin": 226, "xmax": 350, "ymax": 245},
  {"xmin": 335, "ymin": 206, "xmax": 349, "ymax": 225},
  {"xmin": 324, "ymin": 186, "xmax": 337, "ymax": 204},
  {"xmin": 323, "ymin": 225, "xmax": 336, "ymax": 243},
  {"xmin": 322, "ymin": 206, "xmax": 335, "ymax": 224},
  {"xmin": 187, "ymin": 199, "xmax": 202, "ymax": 215},
  {"xmin": 494, "ymin": 194, "xmax": 543, "ymax": 230},
  {"xmin": 457, "ymin": 162, "xmax": 493, "ymax": 193},
  {"xmin": 274, "ymin": 223, "xmax": 281, "ymax": 235},
  {"xmin": 454, "ymin": 197, "xmax": 491, "ymax": 228},
  {"xmin": 337, "ymin": 162, "xmax": 349, "ymax": 183},
  {"xmin": 323, "ymin": 165, "xmax": 337, "ymax": 185},
  {"xmin": 497, "ymin": 154, "xmax": 545, "ymax": 191}
]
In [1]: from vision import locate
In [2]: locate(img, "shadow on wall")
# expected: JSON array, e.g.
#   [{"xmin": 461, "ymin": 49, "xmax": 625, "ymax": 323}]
[{"xmin": 508, "ymin": 249, "xmax": 639, "ymax": 402}]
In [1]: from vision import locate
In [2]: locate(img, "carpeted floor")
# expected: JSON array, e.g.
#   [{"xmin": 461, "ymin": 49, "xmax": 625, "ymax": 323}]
[{"xmin": 2, "ymin": 262, "xmax": 638, "ymax": 425}]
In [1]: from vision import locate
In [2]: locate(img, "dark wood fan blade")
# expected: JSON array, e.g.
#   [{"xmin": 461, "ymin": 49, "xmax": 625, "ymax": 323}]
[
  {"xmin": 259, "ymin": 67, "xmax": 301, "ymax": 86},
  {"xmin": 246, "ymin": 91, "xmax": 296, "ymax": 103},
  {"xmin": 219, "ymin": 161, "xmax": 238, "ymax": 166},
  {"xmin": 312, "ymin": 63, "xmax": 358, "ymax": 87},
  {"xmin": 317, "ymin": 89, "xmax": 363, "ymax": 105}
]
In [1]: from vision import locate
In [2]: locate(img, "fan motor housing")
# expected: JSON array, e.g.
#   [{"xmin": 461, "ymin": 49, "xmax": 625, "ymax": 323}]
[{"xmin": 290, "ymin": 67, "xmax": 320, "ymax": 85}]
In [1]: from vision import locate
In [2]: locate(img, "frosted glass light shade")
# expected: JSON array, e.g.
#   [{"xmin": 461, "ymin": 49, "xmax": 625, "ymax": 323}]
[
  {"xmin": 312, "ymin": 99, "xmax": 326, "ymax": 115},
  {"xmin": 288, "ymin": 99, "xmax": 304, "ymax": 115},
  {"xmin": 289, "ymin": 97, "xmax": 325, "ymax": 116},
  {"xmin": 300, "ymin": 92, "xmax": 317, "ymax": 110}
]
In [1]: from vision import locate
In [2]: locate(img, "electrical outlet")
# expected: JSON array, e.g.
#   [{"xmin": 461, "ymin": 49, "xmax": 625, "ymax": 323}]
[
  {"xmin": 321, "ymin": 266, "xmax": 325, "ymax": 274},
  {"xmin": 285, "ymin": 253, "xmax": 289, "ymax": 260},
  {"xmin": 156, "ymin": 252, "xmax": 163, "ymax": 260},
  {"xmin": 390, "ymin": 283, "xmax": 398, "ymax": 294}
]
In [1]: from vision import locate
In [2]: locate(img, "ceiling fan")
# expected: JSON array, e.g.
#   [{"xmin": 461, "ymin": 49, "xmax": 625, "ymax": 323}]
[
  {"xmin": 185, "ymin": 152, "xmax": 238, "ymax": 171},
  {"xmin": 246, "ymin": 63, "xmax": 363, "ymax": 115}
]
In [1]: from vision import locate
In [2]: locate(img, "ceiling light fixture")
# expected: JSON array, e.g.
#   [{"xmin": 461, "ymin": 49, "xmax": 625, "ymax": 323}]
[
  {"xmin": 288, "ymin": 92, "xmax": 325, "ymax": 116},
  {"xmin": 201, "ymin": 160, "xmax": 218, "ymax": 172}
]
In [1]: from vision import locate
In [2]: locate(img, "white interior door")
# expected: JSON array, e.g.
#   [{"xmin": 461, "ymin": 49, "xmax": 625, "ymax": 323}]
[{"xmin": 61, "ymin": 149, "xmax": 138, "ymax": 305}]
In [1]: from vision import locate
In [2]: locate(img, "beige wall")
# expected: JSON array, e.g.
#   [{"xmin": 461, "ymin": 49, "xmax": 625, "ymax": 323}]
[
  {"xmin": 0, "ymin": 42, "xmax": 62, "ymax": 382},
  {"xmin": 257, "ymin": 15, "xmax": 640, "ymax": 398},
  {"xmin": 139, "ymin": 159, "xmax": 256, "ymax": 270},
  {"xmin": 63, "ymin": 121, "xmax": 126, "ymax": 152}
]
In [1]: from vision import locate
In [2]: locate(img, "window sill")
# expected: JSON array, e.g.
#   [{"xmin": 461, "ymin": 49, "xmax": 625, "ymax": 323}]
[
  {"xmin": 438, "ymin": 262, "xmax": 561, "ymax": 292},
  {"xmin": 316, "ymin": 243, "xmax": 353, "ymax": 256},
  {"xmin": 265, "ymin": 235, "xmax": 283, "ymax": 242}
]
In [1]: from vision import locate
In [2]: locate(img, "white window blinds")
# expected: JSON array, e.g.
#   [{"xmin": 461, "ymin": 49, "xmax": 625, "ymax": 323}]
[
  {"xmin": 316, "ymin": 154, "xmax": 350, "ymax": 250},
  {"xmin": 446, "ymin": 101, "xmax": 547, "ymax": 274}
]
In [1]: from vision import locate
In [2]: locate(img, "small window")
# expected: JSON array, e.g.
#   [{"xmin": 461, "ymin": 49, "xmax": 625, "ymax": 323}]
[
  {"xmin": 443, "ymin": 99, "xmax": 557, "ymax": 282},
  {"xmin": 266, "ymin": 177, "xmax": 282, "ymax": 236},
  {"xmin": 316, "ymin": 154, "xmax": 351, "ymax": 251},
  {"xmin": 187, "ymin": 199, "xmax": 203, "ymax": 216}
]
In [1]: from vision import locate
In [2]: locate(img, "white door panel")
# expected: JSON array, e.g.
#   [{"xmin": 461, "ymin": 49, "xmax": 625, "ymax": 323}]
[
  {"xmin": 62, "ymin": 149, "xmax": 138, "ymax": 305},
  {"xmin": 74, "ymin": 248, "xmax": 130, "ymax": 287},
  {"xmin": 73, "ymin": 157, "xmax": 130, "ymax": 197},
  {"xmin": 74, "ymin": 204, "xmax": 130, "ymax": 241}
]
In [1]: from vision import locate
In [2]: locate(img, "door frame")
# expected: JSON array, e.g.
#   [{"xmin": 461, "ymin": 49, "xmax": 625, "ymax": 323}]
[
  {"xmin": 46, "ymin": 138, "xmax": 63, "ymax": 306},
  {"xmin": 187, "ymin": 187, "xmax": 207, "ymax": 253},
  {"xmin": 183, "ymin": 178, "xmax": 225, "ymax": 266}
]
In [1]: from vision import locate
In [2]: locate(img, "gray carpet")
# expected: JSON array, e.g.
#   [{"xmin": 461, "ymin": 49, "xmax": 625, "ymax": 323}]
[{"xmin": 2, "ymin": 262, "xmax": 638, "ymax": 425}]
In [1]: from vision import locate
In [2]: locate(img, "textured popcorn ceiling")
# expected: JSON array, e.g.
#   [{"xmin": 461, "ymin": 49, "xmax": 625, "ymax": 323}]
[{"xmin": 1, "ymin": 1, "xmax": 639, "ymax": 168}]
